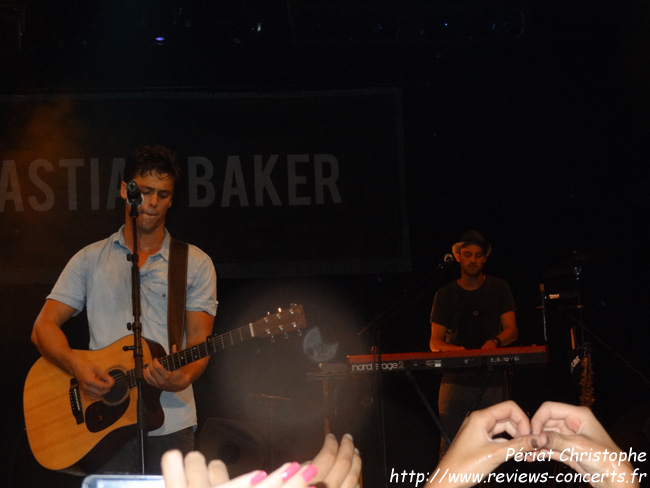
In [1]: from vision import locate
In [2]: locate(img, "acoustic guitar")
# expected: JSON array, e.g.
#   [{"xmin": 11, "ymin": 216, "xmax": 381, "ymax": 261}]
[{"xmin": 23, "ymin": 304, "xmax": 306, "ymax": 474}]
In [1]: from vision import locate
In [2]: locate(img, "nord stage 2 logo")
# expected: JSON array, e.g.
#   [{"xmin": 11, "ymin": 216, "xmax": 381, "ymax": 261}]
[{"xmin": 350, "ymin": 360, "xmax": 406, "ymax": 373}]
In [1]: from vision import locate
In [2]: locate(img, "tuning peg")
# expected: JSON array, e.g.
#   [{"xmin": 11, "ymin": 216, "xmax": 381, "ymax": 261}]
[
  {"xmin": 265, "ymin": 328, "xmax": 275, "ymax": 343},
  {"xmin": 283, "ymin": 332, "xmax": 290, "ymax": 340}
]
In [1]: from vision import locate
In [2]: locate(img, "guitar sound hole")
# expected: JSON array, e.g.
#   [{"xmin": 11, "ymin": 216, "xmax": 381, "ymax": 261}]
[{"xmin": 103, "ymin": 368, "xmax": 129, "ymax": 405}]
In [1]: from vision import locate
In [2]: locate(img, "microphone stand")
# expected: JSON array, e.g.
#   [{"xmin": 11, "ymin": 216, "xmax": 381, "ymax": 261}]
[
  {"xmin": 355, "ymin": 257, "xmax": 454, "ymax": 488},
  {"xmin": 125, "ymin": 199, "xmax": 147, "ymax": 474}
]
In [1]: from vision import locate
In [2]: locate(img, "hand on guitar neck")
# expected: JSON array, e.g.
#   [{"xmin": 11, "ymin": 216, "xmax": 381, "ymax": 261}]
[
  {"xmin": 142, "ymin": 308, "xmax": 215, "ymax": 393},
  {"xmin": 142, "ymin": 338, "xmax": 211, "ymax": 393}
]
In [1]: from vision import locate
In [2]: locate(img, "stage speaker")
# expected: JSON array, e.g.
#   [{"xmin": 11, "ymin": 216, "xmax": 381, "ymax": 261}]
[{"xmin": 196, "ymin": 418, "xmax": 268, "ymax": 477}]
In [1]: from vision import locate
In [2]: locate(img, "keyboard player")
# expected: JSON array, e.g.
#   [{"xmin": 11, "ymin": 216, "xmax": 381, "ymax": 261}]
[{"xmin": 429, "ymin": 230, "xmax": 518, "ymax": 457}]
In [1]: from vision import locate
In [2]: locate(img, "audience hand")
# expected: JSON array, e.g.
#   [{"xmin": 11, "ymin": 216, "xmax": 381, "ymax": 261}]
[
  {"xmin": 308, "ymin": 433, "xmax": 361, "ymax": 488},
  {"xmin": 531, "ymin": 401, "xmax": 638, "ymax": 488},
  {"xmin": 432, "ymin": 400, "xmax": 641, "ymax": 488},
  {"xmin": 161, "ymin": 433, "xmax": 361, "ymax": 488},
  {"xmin": 162, "ymin": 449, "xmax": 317, "ymax": 488},
  {"xmin": 430, "ymin": 400, "xmax": 536, "ymax": 488}
]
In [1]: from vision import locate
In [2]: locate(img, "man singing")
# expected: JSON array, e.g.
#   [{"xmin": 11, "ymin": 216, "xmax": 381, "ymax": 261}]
[{"xmin": 31, "ymin": 145, "xmax": 218, "ymax": 473}]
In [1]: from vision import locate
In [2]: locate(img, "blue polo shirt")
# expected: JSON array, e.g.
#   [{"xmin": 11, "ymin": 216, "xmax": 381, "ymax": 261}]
[{"xmin": 48, "ymin": 226, "xmax": 218, "ymax": 435}]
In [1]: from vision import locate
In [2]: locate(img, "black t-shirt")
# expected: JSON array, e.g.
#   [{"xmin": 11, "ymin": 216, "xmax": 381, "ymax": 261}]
[
  {"xmin": 431, "ymin": 276, "xmax": 516, "ymax": 387},
  {"xmin": 430, "ymin": 275, "xmax": 516, "ymax": 349}
]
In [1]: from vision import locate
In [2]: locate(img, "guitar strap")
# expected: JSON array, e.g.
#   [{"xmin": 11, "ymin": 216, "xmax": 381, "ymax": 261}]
[{"xmin": 167, "ymin": 238, "xmax": 189, "ymax": 352}]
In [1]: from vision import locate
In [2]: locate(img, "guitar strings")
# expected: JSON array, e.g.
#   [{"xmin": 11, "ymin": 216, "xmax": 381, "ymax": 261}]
[
  {"xmin": 104, "ymin": 309, "xmax": 305, "ymax": 390},
  {"xmin": 107, "ymin": 324, "xmax": 256, "ymax": 389},
  {"xmin": 98, "ymin": 310, "xmax": 304, "ymax": 399}
]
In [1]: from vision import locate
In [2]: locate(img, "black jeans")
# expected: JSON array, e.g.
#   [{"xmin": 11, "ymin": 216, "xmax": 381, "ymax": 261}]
[{"xmin": 97, "ymin": 427, "xmax": 195, "ymax": 474}]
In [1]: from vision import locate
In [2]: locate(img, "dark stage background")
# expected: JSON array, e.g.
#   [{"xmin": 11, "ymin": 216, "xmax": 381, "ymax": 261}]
[{"xmin": 2, "ymin": 1, "xmax": 650, "ymax": 487}]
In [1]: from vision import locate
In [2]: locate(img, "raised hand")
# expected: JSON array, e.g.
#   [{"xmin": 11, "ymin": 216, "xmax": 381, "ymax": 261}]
[
  {"xmin": 531, "ymin": 402, "xmax": 640, "ymax": 488},
  {"xmin": 309, "ymin": 433, "xmax": 361, "ymax": 488},
  {"xmin": 431, "ymin": 400, "xmax": 538, "ymax": 488}
]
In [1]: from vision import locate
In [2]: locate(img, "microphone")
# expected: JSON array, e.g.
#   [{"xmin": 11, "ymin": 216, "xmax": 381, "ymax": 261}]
[
  {"xmin": 126, "ymin": 181, "xmax": 143, "ymax": 207},
  {"xmin": 439, "ymin": 253, "xmax": 454, "ymax": 268}
]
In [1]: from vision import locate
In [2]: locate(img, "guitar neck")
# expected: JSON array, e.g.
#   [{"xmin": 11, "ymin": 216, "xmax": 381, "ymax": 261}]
[
  {"xmin": 158, "ymin": 324, "xmax": 254, "ymax": 372},
  {"xmin": 123, "ymin": 304, "xmax": 305, "ymax": 385}
]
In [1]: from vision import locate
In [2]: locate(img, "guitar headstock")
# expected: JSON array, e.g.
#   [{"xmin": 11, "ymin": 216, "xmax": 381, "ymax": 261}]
[{"xmin": 251, "ymin": 303, "xmax": 307, "ymax": 341}]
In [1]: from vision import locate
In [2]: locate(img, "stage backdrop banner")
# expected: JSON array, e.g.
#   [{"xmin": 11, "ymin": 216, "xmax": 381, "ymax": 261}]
[{"xmin": 0, "ymin": 89, "xmax": 409, "ymax": 283}]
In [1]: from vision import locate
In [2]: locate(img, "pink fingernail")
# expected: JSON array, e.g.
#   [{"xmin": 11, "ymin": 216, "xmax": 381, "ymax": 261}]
[
  {"xmin": 281, "ymin": 462, "xmax": 301, "ymax": 480},
  {"xmin": 301, "ymin": 464, "xmax": 318, "ymax": 483},
  {"xmin": 251, "ymin": 470, "xmax": 268, "ymax": 485}
]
